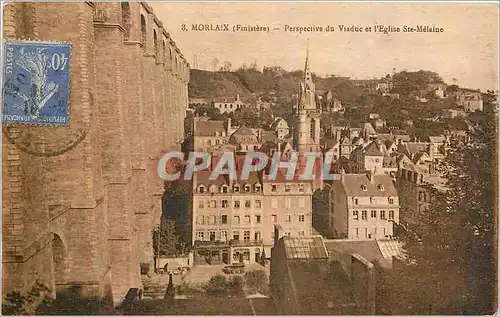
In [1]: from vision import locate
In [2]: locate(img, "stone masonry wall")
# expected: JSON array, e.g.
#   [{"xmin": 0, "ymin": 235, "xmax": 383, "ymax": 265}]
[{"xmin": 2, "ymin": 1, "xmax": 189, "ymax": 306}]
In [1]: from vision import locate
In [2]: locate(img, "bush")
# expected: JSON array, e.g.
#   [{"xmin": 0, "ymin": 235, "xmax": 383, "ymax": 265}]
[
  {"xmin": 205, "ymin": 274, "xmax": 229, "ymax": 296},
  {"xmin": 228, "ymin": 275, "xmax": 244, "ymax": 296},
  {"xmin": 244, "ymin": 270, "xmax": 268, "ymax": 294}
]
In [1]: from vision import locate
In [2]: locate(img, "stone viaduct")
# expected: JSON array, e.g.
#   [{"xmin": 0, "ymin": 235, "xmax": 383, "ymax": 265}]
[{"xmin": 2, "ymin": 2, "xmax": 189, "ymax": 305}]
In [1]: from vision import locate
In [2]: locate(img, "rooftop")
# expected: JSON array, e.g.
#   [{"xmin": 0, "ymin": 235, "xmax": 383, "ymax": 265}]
[
  {"xmin": 283, "ymin": 236, "xmax": 329, "ymax": 260},
  {"xmin": 340, "ymin": 173, "xmax": 398, "ymax": 197}
]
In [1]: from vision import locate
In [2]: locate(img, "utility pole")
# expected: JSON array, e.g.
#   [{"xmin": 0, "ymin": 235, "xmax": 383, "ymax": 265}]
[{"xmin": 156, "ymin": 224, "xmax": 160, "ymax": 272}]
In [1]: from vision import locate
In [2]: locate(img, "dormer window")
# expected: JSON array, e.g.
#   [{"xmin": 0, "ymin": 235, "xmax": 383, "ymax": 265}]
[
  {"xmin": 244, "ymin": 184, "xmax": 251, "ymax": 192},
  {"xmin": 285, "ymin": 184, "xmax": 291, "ymax": 192},
  {"xmin": 271, "ymin": 184, "xmax": 277, "ymax": 192},
  {"xmin": 233, "ymin": 184, "xmax": 240, "ymax": 193},
  {"xmin": 298, "ymin": 184, "xmax": 305, "ymax": 192},
  {"xmin": 254, "ymin": 184, "xmax": 261, "ymax": 192},
  {"xmin": 388, "ymin": 197, "xmax": 394, "ymax": 204},
  {"xmin": 221, "ymin": 185, "xmax": 229, "ymax": 193},
  {"xmin": 361, "ymin": 185, "xmax": 368, "ymax": 191},
  {"xmin": 209, "ymin": 185, "xmax": 218, "ymax": 194},
  {"xmin": 198, "ymin": 185, "xmax": 206, "ymax": 193},
  {"xmin": 378, "ymin": 184, "xmax": 385, "ymax": 191}
]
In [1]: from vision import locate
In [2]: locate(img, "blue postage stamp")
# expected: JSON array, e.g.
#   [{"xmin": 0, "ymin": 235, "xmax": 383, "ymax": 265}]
[{"xmin": 2, "ymin": 40, "xmax": 71, "ymax": 126}]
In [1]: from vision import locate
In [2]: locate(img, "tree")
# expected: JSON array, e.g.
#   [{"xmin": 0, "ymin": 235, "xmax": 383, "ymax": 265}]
[
  {"xmin": 153, "ymin": 219, "xmax": 180, "ymax": 257},
  {"xmin": 223, "ymin": 61, "xmax": 232, "ymax": 72},
  {"xmin": 390, "ymin": 92, "xmax": 497, "ymax": 314}
]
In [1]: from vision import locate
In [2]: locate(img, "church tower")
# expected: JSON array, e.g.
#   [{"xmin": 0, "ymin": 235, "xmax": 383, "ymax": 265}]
[{"xmin": 294, "ymin": 40, "xmax": 321, "ymax": 153}]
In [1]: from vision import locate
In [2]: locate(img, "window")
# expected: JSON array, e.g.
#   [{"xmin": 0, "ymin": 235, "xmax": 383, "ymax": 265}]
[
  {"xmin": 285, "ymin": 232, "xmax": 291, "ymax": 237},
  {"xmin": 255, "ymin": 200, "xmax": 262, "ymax": 208},
  {"xmin": 354, "ymin": 198, "xmax": 359, "ymax": 205},
  {"xmin": 210, "ymin": 200, "xmax": 217, "ymax": 208},
  {"xmin": 380, "ymin": 210, "xmax": 387, "ymax": 220},
  {"xmin": 299, "ymin": 198, "xmax": 305, "ymax": 208},
  {"xmin": 244, "ymin": 215, "xmax": 251, "ymax": 224},
  {"xmin": 378, "ymin": 184, "xmax": 385, "ymax": 191},
  {"xmin": 299, "ymin": 214, "xmax": 305, "ymax": 222},
  {"xmin": 353, "ymin": 210, "xmax": 359, "ymax": 220},
  {"xmin": 208, "ymin": 215, "xmax": 216, "ymax": 225},
  {"xmin": 361, "ymin": 210, "xmax": 367, "ymax": 220},
  {"xmin": 221, "ymin": 215, "xmax": 228, "ymax": 224},
  {"xmin": 388, "ymin": 198, "xmax": 394, "ymax": 204},
  {"xmin": 299, "ymin": 184, "xmax": 305, "ymax": 192},
  {"xmin": 207, "ymin": 140, "xmax": 212, "ymax": 146},
  {"xmin": 233, "ymin": 216, "xmax": 240, "ymax": 224},
  {"xmin": 221, "ymin": 185, "xmax": 228, "ymax": 193},
  {"xmin": 220, "ymin": 230, "xmax": 227, "ymax": 241},
  {"xmin": 354, "ymin": 228, "xmax": 359, "ymax": 239},
  {"xmin": 271, "ymin": 185, "xmax": 277, "ymax": 192},
  {"xmin": 221, "ymin": 200, "xmax": 228, "ymax": 208},
  {"xmin": 364, "ymin": 228, "xmax": 368, "ymax": 238},
  {"xmin": 198, "ymin": 200, "xmax": 204, "ymax": 209},
  {"xmin": 197, "ymin": 231, "xmax": 204, "ymax": 240},
  {"xmin": 254, "ymin": 231, "xmax": 261, "ymax": 240},
  {"xmin": 245, "ymin": 200, "xmax": 251, "ymax": 208},
  {"xmin": 285, "ymin": 215, "xmax": 291, "ymax": 222},
  {"xmin": 196, "ymin": 216, "xmax": 205, "ymax": 225},
  {"xmin": 299, "ymin": 230, "xmax": 305, "ymax": 236},
  {"xmin": 233, "ymin": 185, "xmax": 240, "ymax": 192},
  {"xmin": 285, "ymin": 198, "xmax": 291, "ymax": 209},
  {"xmin": 209, "ymin": 231, "xmax": 216, "ymax": 241},
  {"xmin": 389, "ymin": 210, "xmax": 394, "ymax": 221},
  {"xmin": 234, "ymin": 201, "xmax": 240, "ymax": 209},
  {"xmin": 371, "ymin": 210, "xmax": 377, "ymax": 218},
  {"xmin": 198, "ymin": 185, "xmax": 205, "ymax": 193},
  {"xmin": 255, "ymin": 215, "xmax": 261, "ymax": 223},
  {"xmin": 215, "ymin": 139, "xmax": 220, "ymax": 145},
  {"xmin": 244, "ymin": 231, "xmax": 250, "ymax": 241},
  {"xmin": 272, "ymin": 215, "xmax": 277, "ymax": 223},
  {"xmin": 233, "ymin": 231, "xmax": 240, "ymax": 240},
  {"xmin": 244, "ymin": 184, "xmax": 251, "ymax": 192},
  {"xmin": 254, "ymin": 184, "xmax": 261, "ymax": 192},
  {"xmin": 285, "ymin": 184, "xmax": 291, "ymax": 192}
]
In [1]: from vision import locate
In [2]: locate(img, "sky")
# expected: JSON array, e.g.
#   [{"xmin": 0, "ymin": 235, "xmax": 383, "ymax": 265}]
[{"xmin": 151, "ymin": 2, "xmax": 499, "ymax": 91}]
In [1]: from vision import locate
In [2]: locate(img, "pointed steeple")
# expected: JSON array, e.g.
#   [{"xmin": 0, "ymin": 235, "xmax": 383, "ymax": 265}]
[{"xmin": 304, "ymin": 38, "xmax": 310, "ymax": 73}]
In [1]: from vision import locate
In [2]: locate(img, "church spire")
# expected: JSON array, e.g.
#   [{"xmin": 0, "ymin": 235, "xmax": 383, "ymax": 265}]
[{"xmin": 304, "ymin": 38, "xmax": 310, "ymax": 74}]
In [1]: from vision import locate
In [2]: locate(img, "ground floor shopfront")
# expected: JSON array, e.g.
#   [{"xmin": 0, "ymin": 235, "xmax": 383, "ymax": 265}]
[{"xmin": 193, "ymin": 241, "xmax": 265, "ymax": 266}]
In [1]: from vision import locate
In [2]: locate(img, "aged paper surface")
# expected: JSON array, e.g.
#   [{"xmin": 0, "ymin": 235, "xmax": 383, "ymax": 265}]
[{"xmin": 1, "ymin": 1, "xmax": 498, "ymax": 315}]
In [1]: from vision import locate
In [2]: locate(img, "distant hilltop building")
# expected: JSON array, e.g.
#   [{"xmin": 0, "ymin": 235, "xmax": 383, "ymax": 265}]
[
  {"xmin": 211, "ymin": 94, "xmax": 244, "ymax": 113},
  {"xmin": 456, "ymin": 89, "xmax": 483, "ymax": 112}
]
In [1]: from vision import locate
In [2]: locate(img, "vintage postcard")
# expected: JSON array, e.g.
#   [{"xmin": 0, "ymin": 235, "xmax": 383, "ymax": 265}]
[{"xmin": 1, "ymin": 1, "xmax": 498, "ymax": 315}]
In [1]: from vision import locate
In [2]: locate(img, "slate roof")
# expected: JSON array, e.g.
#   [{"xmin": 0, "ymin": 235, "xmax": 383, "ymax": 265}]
[
  {"xmin": 324, "ymin": 239, "xmax": 387, "ymax": 271},
  {"xmin": 287, "ymin": 260, "xmax": 356, "ymax": 315},
  {"xmin": 340, "ymin": 174, "xmax": 398, "ymax": 197},
  {"xmin": 231, "ymin": 126, "xmax": 255, "ymax": 137},
  {"xmin": 213, "ymin": 96, "xmax": 239, "ymax": 103},
  {"xmin": 194, "ymin": 120, "xmax": 226, "ymax": 136},
  {"xmin": 363, "ymin": 142, "xmax": 384, "ymax": 156}
]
